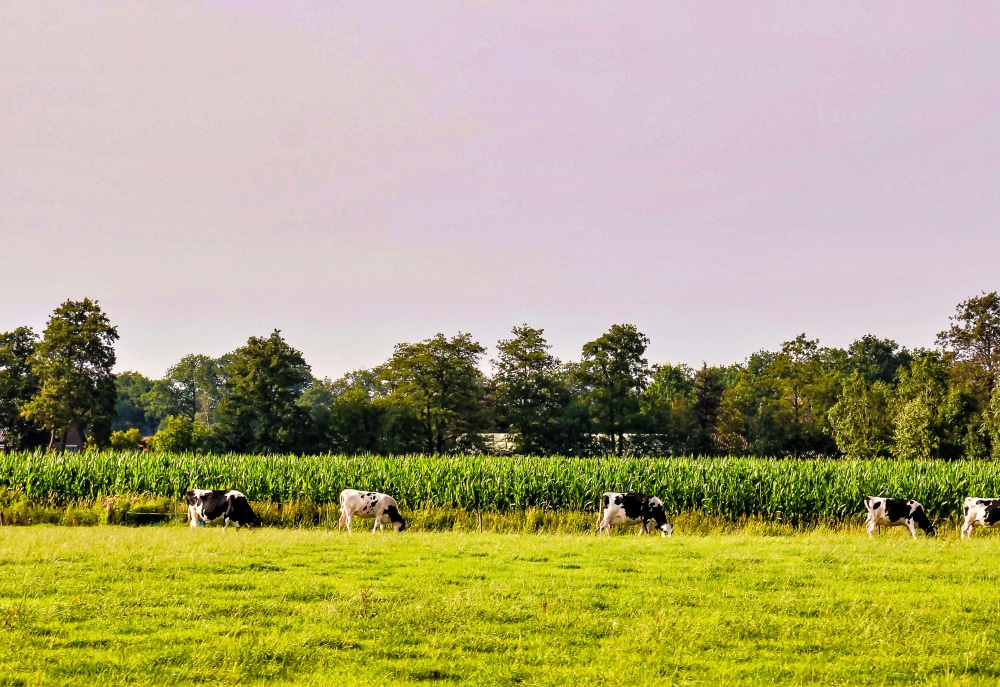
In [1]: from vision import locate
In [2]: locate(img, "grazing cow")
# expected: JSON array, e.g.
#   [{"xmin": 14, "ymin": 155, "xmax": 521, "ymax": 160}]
[
  {"xmin": 597, "ymin": 492, "xmax": 673, "ymax": 537},
  {"xmin": 961, "ymin": 497, "xmax": 1000, "ymax": 538},
  {"xmin": 186, "ymin": 489, "xmax": 262, "ymax": 530},
  {"xmin": 338, "ymin": 489, "xmax": 406, "ymax": 533},
  {"xmin": 863, "ymin": 496, "xmax": 936, "ymax": 539}
]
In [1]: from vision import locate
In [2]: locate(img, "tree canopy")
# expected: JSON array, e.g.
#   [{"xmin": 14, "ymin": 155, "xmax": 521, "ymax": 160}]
[
  {"xmin": 20, "ymin": 299, "xmax": 119, "ymax": 448},
  {"xmin": 6, "ymin": 291, "xmax": 1000, "ymax": 459},
  {"xmin": 214, "ymin": 330, "xmax": 312, "ymax": 453}
]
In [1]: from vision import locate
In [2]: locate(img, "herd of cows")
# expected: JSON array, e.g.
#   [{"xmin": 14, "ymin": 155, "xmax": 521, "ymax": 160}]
[{"xmin": 183, "ymin": 489, "xmax": 1000, "ymax": 539}]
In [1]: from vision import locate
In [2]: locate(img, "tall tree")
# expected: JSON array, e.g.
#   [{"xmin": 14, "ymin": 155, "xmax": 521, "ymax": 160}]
[
  {"xmin": 985, "ymin": 385, "xmax": 1000, "ymax": 460},
  {"xmin": 639, "ymin": 363, "xmax": 698, "ymax": 455},
  {"xmin": 828, "ymin": 373, "xmax": 894, "ymax": 459},
  {"xmin": 0, "ymin": 327, "xmax": 45, "ymax": 449},
  {"xmin": 382, "ymin": 332, "xmax": 487, "ymax": 454},
  {"xmin": 112, "ymin": 371, "xmax": 156, "ymax": 435},
  {"xmin": 21, "ymin": 299, "xmax": 119, "ymax": 449},
  {"xmin": 691, "ymin": 364, "xmax": 728, "ymax": 454},
  {"xmin": 937, "ymin": 291, "xmax": 1000, "ymax": 394},
  {"xmin": 767, "ymin": 335, "xmax": 840, "ymax": 456},
  {"xmin": 717, "ymin": 337, "xmax": 841, "ymax": 457},
  {"xmin": 214, "ymin": 330, "xmax": 312, "ymax": 453},
  {"xmin": 891, "ymin": 351, "xmax": 978, "ymax": 460},
  {"xmin": 491, "ymin": 326, "xmax": 568, "ymax": 455},
  {"xmin": 140, "ymin": 354, "xmax": 225, "ymax": 428},
  {"xmin": 299, "ymin": 374, "xmax": 388, "ymax": 454},
  {"xmin": 168, "ymin": 354, "xmax": 224, "ymax": 424},
  {"xmin": 847, "ymin": 335, "xmax": 912, "ymax": 386},
  {"xmin": 579, "ymin": 324, "xmax": 651, "ymax": 455}
]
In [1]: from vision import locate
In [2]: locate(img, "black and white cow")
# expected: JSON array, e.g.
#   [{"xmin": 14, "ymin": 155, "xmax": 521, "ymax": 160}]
[
  {"xmin": 186, "ymin": 489, "xmax": 262, "ymax": 530},
  {"xmin": 597, "ymin": 492, "xmax": 673, "ymax": 537},
  {"xmin": 863, "ymin": 496, "xmax": 936, "ymax": 539},
  {"xmin": 961, "ymin": 497, "xmax": 1000, "ymax": 538},
  {"xmin": 338, "ymin": 489, "xmax": 406, "ymax": 533}
]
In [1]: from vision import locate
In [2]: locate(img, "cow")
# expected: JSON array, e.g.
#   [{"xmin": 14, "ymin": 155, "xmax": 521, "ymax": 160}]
[
  {"xmin": 863, "ymin": 496, "xmax": 936, "ymax": 539},
  {"xmin": 338, "ymin": 489, "xmax": 406, "ymax": 533},
  {"xmin": 597, "ymin": 492, "xmax": 673, "ymax": 537},
  {"xmin": 186, "ymin": 489, "xmax": 262, "ymax": 530},
  {"xmin": 961, "ymin": 497, "xmax": 1000, "ymax": 538}
]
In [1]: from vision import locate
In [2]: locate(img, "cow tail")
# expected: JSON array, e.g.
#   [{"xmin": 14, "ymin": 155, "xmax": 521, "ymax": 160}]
[{"xmin": 596, "ymin": 494, "xmax": 607, "ymax": 533}]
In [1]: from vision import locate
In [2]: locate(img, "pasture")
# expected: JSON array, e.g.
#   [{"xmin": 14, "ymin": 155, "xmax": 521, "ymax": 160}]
[{"xmin": 2, "ymin": 526, "xmax": 1000, "ymax": 686}]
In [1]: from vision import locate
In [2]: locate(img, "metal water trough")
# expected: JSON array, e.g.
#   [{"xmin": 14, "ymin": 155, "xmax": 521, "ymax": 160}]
[{"xmin": 124, "ymin": 511, "xmax": 173, "ymax": 526}]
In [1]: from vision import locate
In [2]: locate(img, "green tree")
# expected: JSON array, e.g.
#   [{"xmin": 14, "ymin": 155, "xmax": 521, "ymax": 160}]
[
  {"xmin": 717, "ymin": 337, "xmax": 841, "ymax": 457},
  {"xmin": 985, "ymin": 385, "xmax": 1000, "ymax": 460},
  {"xmin": 890, "ymin": 351, "xmax": 978, "ymax": 460},
  {"xmin": 140, "ymin": 379, "xmax": 185, "ymax": 427},
  {"xmin": 937, "ymin": 291, "xmax": 1000, "ymax": 394},
  {"xmin": 639, "ymin": 364, "xmax": 698, "ymax": 454},
  {"xmin": 141, "ymin": 354, "xmax": 225, "ymax": 428},
  {"xmin": 112, "ymin": 371, "xmax": 156, "ymax": 435},
  {"xmin": 491, "ymin": 326, "xmax": 569, "ymax": 455},
  {"xmin": 109, "ymin": 427, "xmax": 144, "ymax": 451},
  {"xmin": 0, "ymin": 327, "xmax": 45, "ymax": 449},
  {"xmin": 767, "ymin": 335, "xmax": 840, "ymax": 456},
  {"xmin": 381, "ymin": 332, "xmax": 487, "ymax": 454},
  {"xmin": 579, "ymin": 324, "xmax": 651, "ymax": 455},
  {"xmin": 148, "ymin": 415, "xmax": 214, "ymax": 453},
  {"xmin": 847, "ymin": 335, "xmax": 912, "ymax": 385},
  {"xmin": 21, "ymin": 299, "xmax": 119, "ymax": 449},
  {"xmin": 691, "ymin": 364, "xmax": 728, "ymax": 454},
  {"xmin": 214, "ymin": 330, "xmax": 312, "ymax": 453},
  {"xmin": 716, "ymin": 352, "xmax": 778, "ymax": 455},
  {"xmin": 828, "ymin": 373, "xmax": 894, "ymax": 459},
  {"xmin": 299, "ymin": 374, "xmax": 387, "ymax": 454}
]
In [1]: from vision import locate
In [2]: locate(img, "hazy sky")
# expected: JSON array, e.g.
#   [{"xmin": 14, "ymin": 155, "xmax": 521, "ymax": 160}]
[{"xmin": 2, "ymin": 2, "xmax": 998, "ymax": 379}]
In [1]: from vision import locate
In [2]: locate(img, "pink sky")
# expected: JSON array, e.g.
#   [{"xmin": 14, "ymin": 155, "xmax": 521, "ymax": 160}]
[{"xmin": 2, "ymin": 2, "xmax": 999, "ymax": 379}]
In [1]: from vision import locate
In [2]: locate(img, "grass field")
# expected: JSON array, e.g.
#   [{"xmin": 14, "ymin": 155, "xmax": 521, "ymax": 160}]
[{"xmin": 2, "ymin": 526, "xmax": 999, "ymax": 686}]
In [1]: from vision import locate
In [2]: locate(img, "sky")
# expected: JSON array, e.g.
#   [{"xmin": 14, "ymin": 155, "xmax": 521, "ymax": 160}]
[{"xmin": 2, "ymin": 2, "xmax": 999, "ymax": 380}]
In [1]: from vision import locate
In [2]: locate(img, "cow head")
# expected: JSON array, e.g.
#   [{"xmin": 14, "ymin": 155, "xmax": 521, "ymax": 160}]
[
  {"xmin": 386, "ymin": 504, "xmax": 406, "ymax": 533},
  {"xmin": 230, "ymin": 497, "xmax": 262, "ymax": 528},
  {"xmin": 646, "ymin": 499, "xmax": 672, "ymax": 537},
  {"xmin": 910, "ymin": 503, "xmax": 936, "ymax": 537}
]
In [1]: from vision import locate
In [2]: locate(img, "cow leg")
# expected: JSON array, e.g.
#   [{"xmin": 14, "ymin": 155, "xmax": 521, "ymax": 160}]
[
  {"xmin": 906, "ymin": 519, "xmax": 917, "ymax": 539},
  {"xmin": 866, "ymin": 520, "xmax": 876, "ymax": 538},
  {"xmin": 961, "ymin": 515, "xmax": 975, "ymax": 539},
  {"xmin": 189, "ymin": 506, "xmax": 199, "ymax": 530},
  {"xmin": 338, "ymin": 511, "xmax": 347, "ymax": 532}
]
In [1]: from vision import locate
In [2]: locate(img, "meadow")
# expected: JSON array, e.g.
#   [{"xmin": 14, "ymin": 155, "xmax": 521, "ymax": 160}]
[{"xmin": 2, "ymin": 525, "xmax": 999, "ymax": 686}]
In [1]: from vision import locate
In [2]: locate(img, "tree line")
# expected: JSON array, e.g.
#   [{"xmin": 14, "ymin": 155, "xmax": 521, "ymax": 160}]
[{"xmin": 2, "ymin": 293, "xmax": 999, "ymax": 458}]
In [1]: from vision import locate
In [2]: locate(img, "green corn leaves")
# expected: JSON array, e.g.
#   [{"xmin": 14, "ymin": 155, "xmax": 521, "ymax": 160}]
[{"xmin": 1, "ymin": 451, "xmax": 998, "ymax": 520}]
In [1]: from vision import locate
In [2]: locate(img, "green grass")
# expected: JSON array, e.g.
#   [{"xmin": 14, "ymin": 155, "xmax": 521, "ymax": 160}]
[{"xmin": 2, "ymin": 527, "xmax": 999, "ymax": 685}]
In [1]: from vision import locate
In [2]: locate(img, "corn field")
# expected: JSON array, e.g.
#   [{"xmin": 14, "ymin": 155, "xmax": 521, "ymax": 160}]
[{"xmin": 1, "ymin": 451, "xmax": 998, "ymax": 520}]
